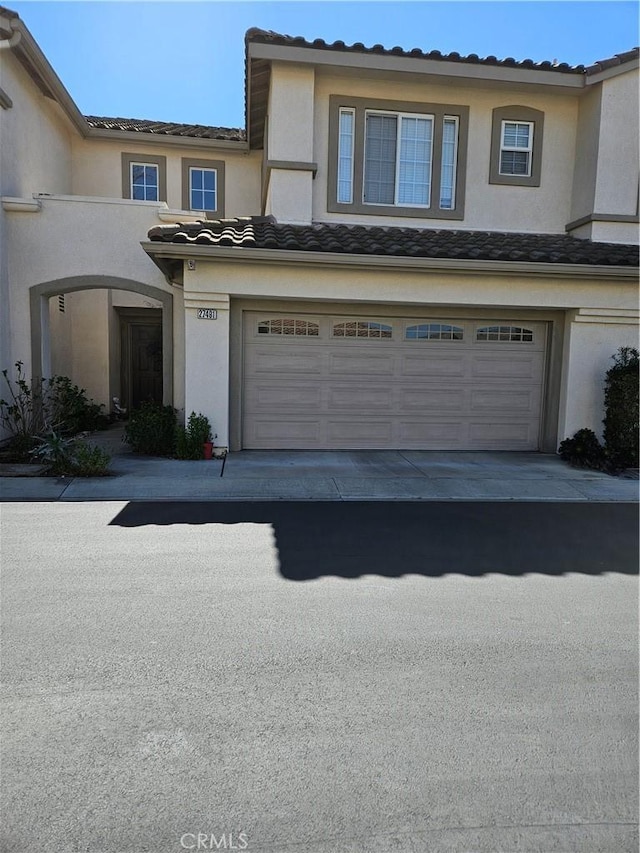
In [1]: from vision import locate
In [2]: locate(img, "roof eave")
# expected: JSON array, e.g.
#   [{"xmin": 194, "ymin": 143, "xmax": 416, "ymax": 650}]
[
  {"xmin": 246, "ymin": 40, "xmax": 586, "ymax": 90},
  {"xmin": 585, "ymin": 57, "xmax": 640, "ymax": 85},
  {"xmin": 2, "ymin": 9, "xmax": 90, "ymax": 138},
  {"xmin": 86, "ymin": 126, "xmax": 249, "ymax": 152},
  {"xmin": 141, "ymin": 242, "xmax": 639, "ymax": 280}
]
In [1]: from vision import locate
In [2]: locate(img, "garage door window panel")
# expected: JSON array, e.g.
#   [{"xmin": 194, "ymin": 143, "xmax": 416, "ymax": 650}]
[
  {"xmin": 257, "ymin": 318, "xmax": 319, "ymax": 336},
  {"xmin": 476, "ymin": 326, "xmax": 534, "ymax": 342},
  {"xmin": 333, "ymin": 321, "xmax": 393, "ymax": 339},
  {"xmin": 406, "ymin": 323, "xmax": 464, "ymax": 340}
]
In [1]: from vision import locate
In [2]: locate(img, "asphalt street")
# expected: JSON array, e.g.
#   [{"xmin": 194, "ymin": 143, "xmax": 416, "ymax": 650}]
[{"xmin": 1, "ymin": 500, "xmax": 638, "ymax": 853}]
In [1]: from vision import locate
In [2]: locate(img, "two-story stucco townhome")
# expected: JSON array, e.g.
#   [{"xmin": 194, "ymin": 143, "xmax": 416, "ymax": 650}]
[{"xmin": 1, "ymin": 7, "xmax": 638, "ymax": 452}]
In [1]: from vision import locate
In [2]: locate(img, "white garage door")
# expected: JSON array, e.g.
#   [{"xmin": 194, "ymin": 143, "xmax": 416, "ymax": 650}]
[{"xmin": 242, "ymin": 312, "xmax": 547, "ymax": 450}]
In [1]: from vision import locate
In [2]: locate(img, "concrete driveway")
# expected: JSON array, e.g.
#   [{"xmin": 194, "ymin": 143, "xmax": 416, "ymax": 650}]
[
  {"xmin": 1, "ymin": 426, "xmax": 638, "ymax": 502},
  {"xmin": 2, "ymin": 500, "xmax": 637, "ymax": 852}
]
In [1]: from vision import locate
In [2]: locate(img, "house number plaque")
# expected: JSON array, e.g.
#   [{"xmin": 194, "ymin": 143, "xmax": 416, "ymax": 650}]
[{"xmin": 197, "ymin": 309, "xmax": 217, "ymax": 320}]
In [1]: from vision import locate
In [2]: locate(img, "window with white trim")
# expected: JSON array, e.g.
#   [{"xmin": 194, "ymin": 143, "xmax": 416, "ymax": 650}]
[
  {"xmin": 364, "ymin": 111, "xmax": 433, "ymax": 206},
  {"xmin": 189, "ymin": 167, "xmax": 217, "ymax": 212},
  {"xmin": 499, "ymin": 121, "xmax": 533, "ymax": 177},
  {"xmin": 337, "ymin": 108, "xmax": 355, "ymax": 204},
  {"xmin": 122, "ymin": 153, "xmax": 166, "ymax": 202},
  {"xmin": 489, "ymin": 106, "xmax": 544, "ymax": 187},
  {"xmin": 130, "ymin": 162, "xmax": 159, "ymax": 201},
  {"xmin": 181, "ymin": 158, "xmax": 225, "ymax": 218},
  {"xmin": 328, "ymin": 96, "xmax": 469, "ymax": 220}
]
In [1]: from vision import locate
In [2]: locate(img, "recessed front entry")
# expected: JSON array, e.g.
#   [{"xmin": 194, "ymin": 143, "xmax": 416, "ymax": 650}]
[
  {"xmin": 119, "ymin": 309, "xmax": 163, "ymax": 411},
  {"xmin": 242, "ymin": 311, "xmax": 547, "ymax": 450}
]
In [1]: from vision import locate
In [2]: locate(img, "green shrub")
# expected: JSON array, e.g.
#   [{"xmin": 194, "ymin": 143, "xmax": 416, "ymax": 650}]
[
  {"xmin": 70, "ymin": 442, "xmax": 111, "ymax": 476},
  {"xmin": 0, "ymin": 362, "xmax": 49, "ymax": 455},
  {"xmin": 30, "ymin": 433, "xmax": 111, "ymax": 476},
  {"xmin": 175, "ymin": 411, "xmax": 212, "ymax": 460},
  {"xmin": 603, "ymin": 347, "xmax": 639, "ymax": 470},
  {"xmin": 1, "ymin": 363, "xmax": 109, "ymax": 461},
  {"xmin": 124, "ymin": 402, "xmax": 177, "ymax": 456},
  {"xmin": 558, "ymin": 428, "xmax": 608, "ymax": 471},
  {"xmin": 49, "ymin": 376, "xmax": 109, "ymax": 435},
  {"xmin": 30, "ymin": 431, "xmax": 77, "ymax": 475}
]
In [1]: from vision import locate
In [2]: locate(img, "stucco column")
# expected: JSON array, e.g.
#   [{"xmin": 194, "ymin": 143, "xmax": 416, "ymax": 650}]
[
  {"xmin": 558, "ymin": 308, "xmax": 640, "ymax": 442},
  {"xmin": 183, "ymin": 291, "xmax": 230, "ymax": 448}
]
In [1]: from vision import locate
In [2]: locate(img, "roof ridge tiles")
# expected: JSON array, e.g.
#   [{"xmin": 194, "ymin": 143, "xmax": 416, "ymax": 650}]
[
  {"xmin": 245, "ymin": 27, "xmax": 638, "ymax": 76},
  {"xmin": 84, "ymin": 115, "xmax": 246, "ymax": 140}
]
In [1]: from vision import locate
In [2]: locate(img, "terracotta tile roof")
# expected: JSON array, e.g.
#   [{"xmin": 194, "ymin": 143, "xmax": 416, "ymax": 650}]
[
  {"xmin": 246, "ymin": 28, "xmax": 639, "ymax": 77},
  {"xmin": 85, "ymin": 116, "xmax": 246, "ymax": 142},
  {"xmin": 148, "ymin": 217, "xmax": 639, "ymax": 267}
]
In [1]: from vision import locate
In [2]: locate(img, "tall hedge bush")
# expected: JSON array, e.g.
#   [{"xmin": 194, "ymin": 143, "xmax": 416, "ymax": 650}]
[{"xmin": 603, "ymin": 347, "xmax": 639, "ymax": 470}]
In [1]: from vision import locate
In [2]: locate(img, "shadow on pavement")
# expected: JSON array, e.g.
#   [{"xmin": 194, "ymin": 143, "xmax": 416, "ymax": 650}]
[{"xmin": 109, "ymin": 501, "xmax": 639, "ymax": 579}]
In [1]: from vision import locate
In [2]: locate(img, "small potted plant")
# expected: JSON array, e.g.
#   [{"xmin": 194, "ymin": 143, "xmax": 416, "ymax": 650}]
[
  {"xmin": 175, "ymin": 412, "xmax": 213, "ymax": 460},
  {"xmin": 203, "ymin": 429, "xmax": 214, "ymax": 460}
]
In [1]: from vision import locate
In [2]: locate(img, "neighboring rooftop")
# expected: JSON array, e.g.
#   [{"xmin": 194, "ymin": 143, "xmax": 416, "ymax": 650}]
[
  {"xmin": 85, "ymin": 116, "xmax": 246, "ymax": 142},
  {"xmin": 245, "ymin": 27, "xmax": 639, "ymax": 77},
  {"xmin": 148, "ymin": 218, "xmax": 640, "ymax": 267}
]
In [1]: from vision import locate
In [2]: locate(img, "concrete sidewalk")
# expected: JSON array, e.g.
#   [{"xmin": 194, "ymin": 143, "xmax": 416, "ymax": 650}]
[{"xmin": 1, "ymin": 424, "xmax": 638, "ymax": 502}]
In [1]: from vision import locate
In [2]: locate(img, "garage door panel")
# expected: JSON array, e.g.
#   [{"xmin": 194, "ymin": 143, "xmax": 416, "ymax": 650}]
[
  {"xmin": 329, "ymin": 351, "xmax": 396, "ymax": 376},
  {"xmin": 471, "ymin": 352, "xmax": 544, "ymax": 380},
  {"xmin": 470, "ymin": 388, "xmax": 540, "ymax": 412},
  {"xmin": 247, "ymin": 418, "xmax": 322, "ymax": 444},
  {"xmin": 249, "ymin": 383, "xmax": 323, "ymax": 409},
  {"xmin": 242, "ymin": 312, "xmax": 546, "ymax": 450},
  {"xmin": 328, "ymin": 386, "xmax": 395, "ymax": 409},
  {"xmin": 398, "ymin": 421, "xmax": 465, "ymax": 444},
  {"xmin": 468, "ymin": 421, "xmax": 538, "ymax": 446},
  {"xmin": 399, "ymin": 388, "xmax": 467, "ymax": 411},
  {"xmin": 402, "ymin": 353, "xmax": 468, "ymax": 377},
  {"xmin": 247, "ymin": 348, "xmax": 325, "ymax": 375},
  {"xmin": 327, "ymin": 420, "xmax": 394, "ymax": 443}
]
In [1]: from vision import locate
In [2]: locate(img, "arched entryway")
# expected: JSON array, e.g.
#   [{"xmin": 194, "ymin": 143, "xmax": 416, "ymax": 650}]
[{"xmin": 30, "ymin": 275, "xmax": 173, "ymax": 410}]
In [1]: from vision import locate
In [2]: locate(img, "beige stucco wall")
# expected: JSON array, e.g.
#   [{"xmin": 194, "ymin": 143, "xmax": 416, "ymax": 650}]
[
  {"xmin": 594, "ymin": 70, "xmax": 639, "ymax": 216},
  {"xmin": 267, "ymin": 62, "xmax": 315, "ymax": 162},
  {"xmin": 559, "ymin": 311, "xmax": 640, "ymax": 440},
  {"xmin": 0, "ymin": 49, "xmax": 74, "ymax": 395},
  {"xmin": 71, "ymin": 137, "xmax": 261, "ymax": 218},
  {"xmin": 569, "ymin": 86, "xmax": 601, "ymax": 223},
  {"xmin": 48, "ymin": 288, "xmax": 163, "ymax": 409},
  {"xmin": 3, "ymin": 195, "xmax": 177, "ymax": 395},
  {"xmin": 0, "ymin": 51, "xmax": 72, "ymax": 199},
  {"xmin": 311, "ymin": 71, "xmax": 578, "ymax": 233}
]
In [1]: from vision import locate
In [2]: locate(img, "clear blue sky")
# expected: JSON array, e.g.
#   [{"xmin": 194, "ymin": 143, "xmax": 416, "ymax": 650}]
[{"xmin": 8, "ymin": 1, "xmax": 639, "ymax": 128}]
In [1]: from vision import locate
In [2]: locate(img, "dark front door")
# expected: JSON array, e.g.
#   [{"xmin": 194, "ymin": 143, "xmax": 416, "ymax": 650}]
[
  {"xmin": 131, "ymin": 323, "xmax": 163, "ymax": 408},
  {"xmin": 119, "ymin": 309, "xmax": 163, "ymax": 412}
]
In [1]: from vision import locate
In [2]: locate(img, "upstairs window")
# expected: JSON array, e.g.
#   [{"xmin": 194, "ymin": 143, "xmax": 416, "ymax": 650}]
[
  {"xmin": 489, "ymin": 106, "xmax": 544, "ymax": 187},
  {"xmin": 364, "ymin": 112, "xmax": 433, "ymax": 207},
  {"xmin": 190, "ymin": 168, "xmax": 217, "ymax": 211},
  {"xmin": 499, "ymin": 121, "xmax": 533, "ymax": 177},
  {"xmin": 121, "ymin": 153, "xmax": 166, "ymax": 202},
  {"xmin": 181, "ymin": 158, "xmax": 225, "ymax": 218},
  {"xmin": 329, "ymin": 96, "xmax": 469, "ymax": 220},
  {"xmin": 131, "ymin": 163, "xmax": 158, "ymax": 200}
]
